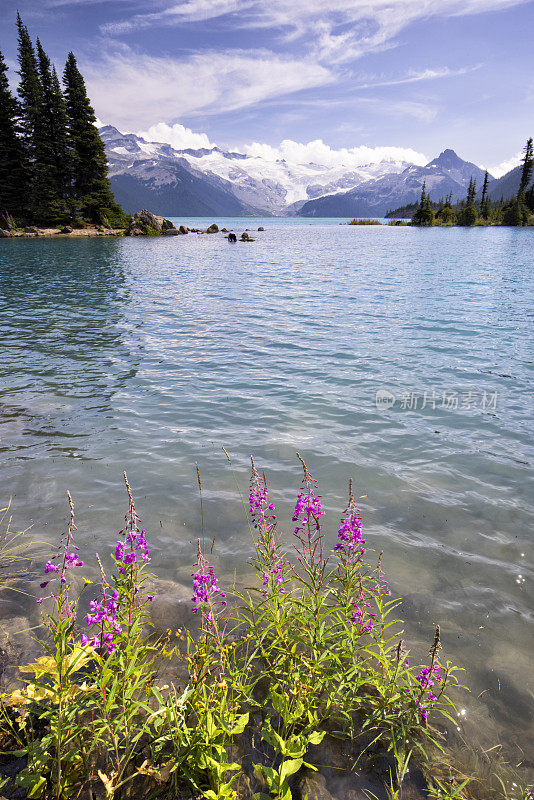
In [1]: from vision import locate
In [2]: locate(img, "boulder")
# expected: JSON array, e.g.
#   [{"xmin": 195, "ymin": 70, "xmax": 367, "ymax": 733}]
[
  {"xmin": 240, "ymin": 232, "xmax": 255, "ymax": 241},
  {"xmin": 227, "ymin": 232, "xmax": 237, "ymax": 242},
  {"xmin": 206, "ymin": 223, "xmax": 219, "ymax": 233},
  {"xmin": 60, "ymin": 225, "xmax": 73, "ymax": 234},
  {"xmin": 258, "ymin": 226, "xmax": 265, "ymax": 231},
  {"xmin": 0, "ymin": 228, "xmax": 12, "ymax": 238},
  {"xmin": 164, "ymin": 228, "xmax": 180, "ymax": 236},
  {"xmin": 128, "ymin": 209, "xmax": 163, "ymax": 235},
  {"xmin": 24, "ymin": 226, "xmax": 39, "ymax": 234},
  {"xmin": 129, "ymin": 225, "xmax": 145, "ymax": 236},
  {"xmin": 160, "ymin": 217, "xmax": 176, "ymax": 231},
  {"xmin": 179, "ymin": 225, "xmax": 189, "ymax": 235}
]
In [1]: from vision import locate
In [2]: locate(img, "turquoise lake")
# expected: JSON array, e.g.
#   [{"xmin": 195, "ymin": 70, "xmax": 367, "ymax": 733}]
[{"xmin": 0, "ymin": 219, "xmax": 533, "ymax": 763}]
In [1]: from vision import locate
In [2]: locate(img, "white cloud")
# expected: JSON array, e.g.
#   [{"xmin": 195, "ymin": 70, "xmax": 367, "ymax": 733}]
[
  {"xmin": 101, "ymin": 0, "xmax": 530, "ymax": 65},
  {"xmin": 137, "ymin": 123, "xmax": 215, "ymax": 150},
  {"xmin": 487, "ymin": 151, "xmax": 521, "ymax": 178},
  {"xmin": 241, "ymin": 138, "xmax": 428, "ymax": 168},
  {"xmin": 83, "ymin": 48, "xmax": 334, "ymax": 130},
  {"xmin": 354, "ymin": 65, "xmax": 482, "ymax": 90}
]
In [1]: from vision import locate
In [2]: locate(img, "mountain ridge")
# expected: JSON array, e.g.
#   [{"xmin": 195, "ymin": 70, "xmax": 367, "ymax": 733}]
[{"xmin": 100, "ymin": 126, "xmax": 522, "ymax": 218}]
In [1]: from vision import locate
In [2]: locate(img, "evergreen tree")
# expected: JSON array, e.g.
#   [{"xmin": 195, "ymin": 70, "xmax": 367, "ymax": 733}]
[
  {"xmin": 518, "ymin": 137, "xmax": 533, "ymax": 196},
  {"xmin": 480, "ymin": 170, "xmax": 490, "ymax": 220},
  {"xmin": 36, "ymin": 39, "xmax": 71, "ymax": 218},
  {"xmin": 502, "ymin": 196, "xmax": 525, "ymax": 226},
  {"xmin": 16, "ymin": 16, "xmax": 61, "ymax": 221},
  {"xmin": 63, "ymin": 52, "xmax": 120, "ymax": 223},
  {"xmin": 412, "ymin": 181, "xmax": 434, "ymax": 226},
  {"xmin": 16, "ymin": 14, "xmax": 41, "ymax": 154},
  {"xmin": 458, "ymin": 177, "xmax": 477, "ymax": 226},
  {"xmin": 0, "ymin": 49, "xmax": 29, "ymax": 221},
  {"xmin": 440, "ymin": 193, "xmax": 456, "ymax": 225}
]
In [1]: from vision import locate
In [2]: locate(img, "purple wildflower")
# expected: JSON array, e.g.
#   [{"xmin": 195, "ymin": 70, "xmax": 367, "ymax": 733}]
[
  {"xmin": 292, "ymin": 490, "xmax": 323, "ymax": 536},
  {"xmin": 37, "ymin": 492, "xmax": 83, "ymax": 609},
  {"xmin": 191, "ymin": 539, "xmax": 227, "ymax": 621},
  {"xmin": 82, "ymin": 588, "xmax": 122, "ymax": 654},
  {"xmin": 249, "ymin": 457, "xmax": 286, "ymax": 597}
]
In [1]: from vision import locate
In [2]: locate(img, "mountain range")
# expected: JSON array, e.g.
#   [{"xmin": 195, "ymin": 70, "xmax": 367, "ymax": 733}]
[{"xmin": 100, "ymin": 126, "xmax": 524, "ymax": 218}]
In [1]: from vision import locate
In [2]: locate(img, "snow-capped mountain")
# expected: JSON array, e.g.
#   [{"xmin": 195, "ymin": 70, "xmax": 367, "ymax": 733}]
[
  {"xmin": 100, "ymin": 125, "xmax": 418, "ymax": 216},
  {"xmin": 298, "ymin": 150, "xmax": 491, "ymax": 217}
]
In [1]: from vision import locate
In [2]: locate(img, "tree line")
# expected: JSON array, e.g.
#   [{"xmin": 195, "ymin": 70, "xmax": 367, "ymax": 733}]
[
  {"xmin": 0, "ymin": 16, "xmax": 124, "ymax": 228},
  {"xmin": 411, "ymin": 138, "xmax": 534, "ymax": 227}
]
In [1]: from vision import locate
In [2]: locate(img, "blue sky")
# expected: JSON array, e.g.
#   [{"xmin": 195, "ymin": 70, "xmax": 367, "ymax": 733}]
[{"xmin": 1, "ymin": 0, "xmax": 533, "ymax": 174}]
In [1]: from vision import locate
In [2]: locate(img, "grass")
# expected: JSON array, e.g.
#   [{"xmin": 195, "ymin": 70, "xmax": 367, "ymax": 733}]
[{"xmin": 0, "ymin": 458, "xmax": 531, "ymax": 800}]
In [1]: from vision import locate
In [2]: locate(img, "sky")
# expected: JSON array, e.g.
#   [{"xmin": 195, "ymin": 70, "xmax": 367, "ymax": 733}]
[{"xmin": 1, "ymin": 0, "xmax": 533, "ymax": 176}]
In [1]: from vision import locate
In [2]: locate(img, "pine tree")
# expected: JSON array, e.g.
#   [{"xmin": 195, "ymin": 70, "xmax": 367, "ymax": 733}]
[
  {"xmin": 63, "ymin": 52, "xmax": 120, "ymax": 223},
  {"xmin": 16, "ymin": 14, "xmax": 41, "ymax": 155},
  {"xmin": 458, "ymin": 177, "xmax": 477, "ymax": 226},
  {"xmin": 518, "ymin": 137, "xmax": 533, "ymax": 197},
  {"xmin": 16, "ymin": 16, "xmax": 61, "ymax": 222},
  {"xmin": 412, "ymin": 181, "xmax": 434, "ymax": 226},
  {"xmin": 36, "ymin": 39, "xmax": 71, "ymax": 218},
  {"xmin": 0, "ymin": 49, "xmax": 29, "ymax": 221},
  {"xmin": 480, "ymin": 170, "xmax": 489, "ymax": 220},
  {"xmin": 440, "ymin": 192, "xmax": 456, "ymax": 225}
]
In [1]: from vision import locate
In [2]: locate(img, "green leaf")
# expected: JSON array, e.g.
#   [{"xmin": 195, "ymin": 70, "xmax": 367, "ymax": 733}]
[
  {"xmin": 229, "ymin": 712, "xmax": 249, "ymax": 736},
  {"xmin": 279, "ymin": 758, "xmax": 303, "ymax": 784},
  {"xmin": 307, "ymin": 730, "xmax": 326, "ymax": 746}
]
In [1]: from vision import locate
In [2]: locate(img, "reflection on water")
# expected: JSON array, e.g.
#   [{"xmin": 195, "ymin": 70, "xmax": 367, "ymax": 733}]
[{"xmin": 0, "ymin": 221, "xmax": 533, "ymax": 765}]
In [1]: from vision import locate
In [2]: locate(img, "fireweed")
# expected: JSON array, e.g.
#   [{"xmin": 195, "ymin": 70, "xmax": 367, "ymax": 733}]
[{"xmin": 1, "ymin": 460, "xmax": 470, "ymax": 800}]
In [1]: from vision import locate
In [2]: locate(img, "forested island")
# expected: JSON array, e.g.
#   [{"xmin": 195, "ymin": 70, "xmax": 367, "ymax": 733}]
[{"xmin": 388, "ymin": 139, "xmax": 534, "ymax": 227}]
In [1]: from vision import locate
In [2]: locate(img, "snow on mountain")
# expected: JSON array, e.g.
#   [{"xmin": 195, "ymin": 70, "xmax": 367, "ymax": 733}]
[
  {"xmin": 298, "ymin": 149, "xmax": 491, "ymax": 218},
  {"xmin": 100, "ymin": 125, "xmax": 420, "ymax": 215}
]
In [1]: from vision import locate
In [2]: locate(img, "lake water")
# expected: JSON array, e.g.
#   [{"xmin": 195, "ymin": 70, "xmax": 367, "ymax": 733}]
[{"xmin": 0, "ymin": 218, "xmax": 533, "ymax": 768}]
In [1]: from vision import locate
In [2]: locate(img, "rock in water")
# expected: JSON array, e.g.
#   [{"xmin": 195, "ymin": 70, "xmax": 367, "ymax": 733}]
[
  {"xmin": 164, "ymin": 229, "xmax": 180, "ymax": 236},
  {"xmin": 206, "ymin": 223, "xmax": 219, "ymax": 233},
  {"xmin": 258, "ymin": 226, "xmax": 264, "ymax": 231},
  {"xmin": 179, "ymin": 225, "xmax": 189, "ymax": 234},
  {"xmin": 127, "ymin": 209, "xmax": 163, "ymax": 235},
  {"xmin": 228, "ymin": 232, "xmax": 237, "ymax": 242},
  {"xmin": 160, "ymin": 218, "xmax": 176, "ymax": 231},
  {"xmin": 0, "ymin": 228, "xmax": 12, "ymax": 238}
]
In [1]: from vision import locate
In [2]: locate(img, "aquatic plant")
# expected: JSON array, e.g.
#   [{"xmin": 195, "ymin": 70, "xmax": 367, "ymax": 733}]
[{"xmin": 0, "ymin": 458, "xmax": 477, "ymax": 800}]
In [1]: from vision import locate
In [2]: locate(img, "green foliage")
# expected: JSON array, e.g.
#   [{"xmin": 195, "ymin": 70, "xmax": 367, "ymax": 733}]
[
  {"xmin": 0, "ymin": 462, "xmax": 472, "ymax": 800},
  {"xmin": 412, "ymin": 182, "xmax": 435, "ymax": 226},
  {"xmin": 0, "ymin": 50, "xmax": 29, "ymax": 218},
  {"xmin": 348, "ymin": 218, "xmax": 382, "ymax": 225},
  {"xmin": 0, "ymin": 18, "xmax": 123, "ymax": 226},
  {"xmin": 63, "ymin": 52, "xmax": 120, "ymax": 223}
]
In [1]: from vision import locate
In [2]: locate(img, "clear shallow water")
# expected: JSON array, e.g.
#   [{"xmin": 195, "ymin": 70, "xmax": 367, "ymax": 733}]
[{"xmin": 0, "ymin": 219, "xmax": 533, "ymax": 763}]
